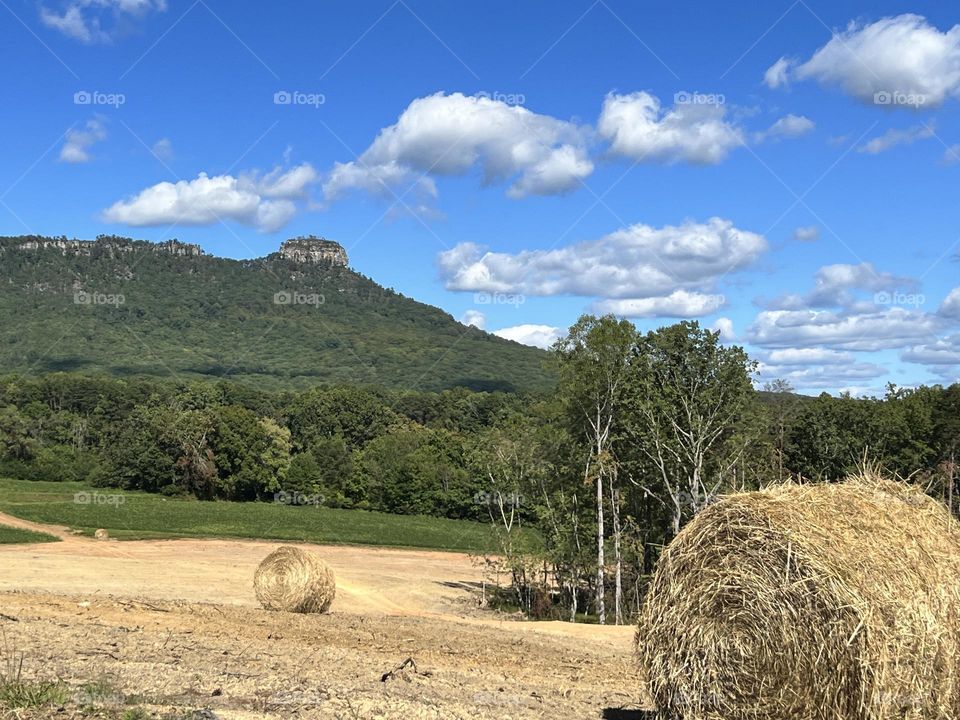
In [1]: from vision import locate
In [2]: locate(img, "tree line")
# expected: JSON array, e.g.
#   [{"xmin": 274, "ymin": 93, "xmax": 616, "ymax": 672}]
[{"xmin": 0, "ymin": 316, "xmax": 957, "ymax": 623}]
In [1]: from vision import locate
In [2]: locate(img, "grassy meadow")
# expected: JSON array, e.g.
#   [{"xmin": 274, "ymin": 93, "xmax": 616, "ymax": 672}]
[{"xmin": 0, "ymin": 478, "xmax": 521, "ymax": 553}]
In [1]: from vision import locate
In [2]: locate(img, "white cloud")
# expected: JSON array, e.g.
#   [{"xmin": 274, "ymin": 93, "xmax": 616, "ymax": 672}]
[
  {"xmin": 762, "ymin": 348, "xmax": 854, "ymax": 365},
  {"xmin": 439, "ymin": 217, "xmax": 766, "ymax": 301},
  {"xmin": 593, "ymin": 290, "xmax": 726, "ymax": 318},
  {"xmin": 754, "ymin": 114, "xmax": 815, "ymax": 143},
  {"xmin": 102, "ymin": 163, "xmax": 318, "ymax": 233},
  {"xmin": 755, "ymin": 358, "xmax": 888, "ymax": 393},
  {"xmin": 776, "ymin": 14, "xmax": 960, "ymax": 107},
  {"xmin": 793, "ymin": 225, "xmax": 820, "ymax": 242},
  {"xmin": 41, "ymin": 0, "xmax": 166, "ymax": 44},
  {"xmin": 764, "ymin": 57, "xmax": 793, "ymax": 89},
  {"xmin": 323, "ymin": 92, "xmax": 592, "ymax": 203},
  {"xmin": 764, "ymin": 262, "xmax": 916, "ymax": 309},
  {"xmin": 258, "ymin": 163, "xmax": 318, "ymax": 199},
  {"xmin": 493, "ymin": 324, "xmax": 561, "ymax": 350},
  {"xmin": 901, "ymin": 333, "xmax": 960, "ymax": 365},
  {"xmin": 460, "ymin": 310, "xmax": 486, "ymax": 329},
  {"xmin": 747, "ymin": 307, "xmax": 940, "ymax": 351},
  {"xmin": 59, "ymin": 117, "xmax": 106, "ymax": 163},
  {"xmin": 941, "ymin": 287, "xmax": 960, "ymax": 319},
  {"xmin": 941, "ymin": 144, "xmax": 960, "ymax": 165},
  {"xmin": 712, "ymin": 317, "xmax": 735, "ymax": 341},
  {"xmin": 152, "ymin": 138, "xmax": 173, "ymax": 161},
  {"xmin": 597, "ymin": 91, "xmax": 744, "ymax": 164},
  {"xmin": 858, "ymin": 123, "xmax": 935, "ymax": 154}
]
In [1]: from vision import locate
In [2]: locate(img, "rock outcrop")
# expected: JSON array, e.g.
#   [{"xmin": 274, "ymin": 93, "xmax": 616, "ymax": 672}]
[{"xmin": 279, "ymin": 237, "xmax": 348, "ymax": 267}]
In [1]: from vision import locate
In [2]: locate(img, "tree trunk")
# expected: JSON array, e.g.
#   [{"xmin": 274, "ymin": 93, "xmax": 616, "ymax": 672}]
[
  {"xmin": 609, "ymin": 475, "xmax": 623, "ymax": 625},
  {"xmin": 596, "ymin": 470, "xmax": 605, "ymax": 624}
]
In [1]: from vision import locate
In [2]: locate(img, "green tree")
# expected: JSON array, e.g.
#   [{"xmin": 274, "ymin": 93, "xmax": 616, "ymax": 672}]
[
  {"xmin": 553, "ymin": 314, "xmax": 637, "ymax": 625},
  {"xmin": 624, "ymin": 321, "xmax": 758, "ymax": 536}
]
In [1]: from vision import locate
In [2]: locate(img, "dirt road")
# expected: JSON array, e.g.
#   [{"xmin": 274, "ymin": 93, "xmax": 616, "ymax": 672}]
[{"xmin": 0, "ymin": 513, "xmax": 642, "ymax": 719}]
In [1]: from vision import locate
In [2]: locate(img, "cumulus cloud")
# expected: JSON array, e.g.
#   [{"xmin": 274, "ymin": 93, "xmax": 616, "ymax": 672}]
[
  {"xmin": 769, "ymin": 14, "xmax": 960, "ymax": 107},
  {"xmin": 858, "ymin": 123, "xmax": 935, "ymax": 154},
  {"xmin": 460, "ymin": 310, "xmax": 486, "ymax": 329},
  {"xmin": 712, "ymin": 317, "xmax": 735, "ymax": 341},
  {"xmin": 940, "ymin": 287, "xmax": 960, "ymax": 319},
  {"xmin": 593, "ymin": 290, "xmax": 726, "ymax": 318},
  {"xmin": 754, "ymin": 347, "xmax": 888, "ymax": 394},
  {"xmin": 492, "ymin": 324, "xmax": 561, "ymax": 350},
  {"xmin": 102, "ymin": 162, "xmax": 318, "ymax": 232},
  {"xmin": 439, "ymin": 218, "xmax": 766, "ymax": 308},
  {"xmin": 793, "ymin": 225, "xmax": 820, "ymax": 242},
  {"xmin": 747, "ymin": 307, "xmax": 939, "ymax": 351},
  {"xmin": 597, "ymin": 91, "xmax": 744, "ymax": 164},
  {"xmin": 763, "ymin": 348, "xmax": 855, "ymax": 365},
  {"xmin": 764, "ymin": 57, "xmax": 793, "ymax": 89},
  {"xmin": 764, "ymin": 262, "xmax": 916, "ymax": 310},
  {"xmin": 323, "ymin": 92, "xmax": 592, "ymax": 203},
  {"xmin": 41, "ymin": 0, "xmax": 166, "ymax": 44},
  {"xmin": 59, "ymin": 117, "xmax": 106, "ymax": 163},
  {"xmin": 754, "ymin": 114, "xmax": 815, "ymax": 143},
  {"xmin": 901, "ymin": 333, "xmax": 960, "ymax": 366},
  {"xmin": 756, "ymin": 358, "xmax": 888, "ymax": 392}
]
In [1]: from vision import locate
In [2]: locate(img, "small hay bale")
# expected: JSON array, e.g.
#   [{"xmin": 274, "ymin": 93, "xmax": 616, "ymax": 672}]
[
  {"xmin": 94, "ymin": 528, "xmax": 109, "ymax": 540},
  {"xmin": 254, "ymin": 545, "xmax": 335, "ymax": 614},
  {"xmin": 637, "ymin": 473, "xmax": 960, "ymax": 720}
]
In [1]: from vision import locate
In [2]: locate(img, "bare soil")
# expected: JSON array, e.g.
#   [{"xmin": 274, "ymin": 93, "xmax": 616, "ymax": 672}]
[{"xmin": 0, "ymin": 512, "xmax": 641, "ymax": 719}]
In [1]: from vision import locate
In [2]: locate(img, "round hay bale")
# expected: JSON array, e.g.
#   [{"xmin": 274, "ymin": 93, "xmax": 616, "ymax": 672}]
[
  {"xmin": 637, "ymin": 473, "xmax": 960, "ymax": 720},
  {"xmin": 254, "ymin": 545, "xmax": 335, "ymax": 614},
  {"xmin": 94, "ymin": 528, "xmax": 109, "ymax": 540}
]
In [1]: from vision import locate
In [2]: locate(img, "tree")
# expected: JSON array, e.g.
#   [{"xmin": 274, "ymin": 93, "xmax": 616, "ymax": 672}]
[
  {"xmin": 209, "ymin": 406, "xmax": 291, "ymax": 500},
  {"xmin": 554, "ymin": 315, "xmax": 637, "ymax": 625},
  {"xmin": 0, "ymin": 405, "xmax": 38, "ymax": 460},
  {"xmin": 762, "ymin": 379, "xmax": 800, "ymax": 482},
  {"xmin": 625, "ymin": 322, "xmax": 758, "ymax": 536}
]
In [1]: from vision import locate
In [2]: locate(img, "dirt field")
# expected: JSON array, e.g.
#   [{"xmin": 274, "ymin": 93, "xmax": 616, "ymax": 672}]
[{"xmin": 0, "ymin": 512, "xmax": 641, "ymax": 719}]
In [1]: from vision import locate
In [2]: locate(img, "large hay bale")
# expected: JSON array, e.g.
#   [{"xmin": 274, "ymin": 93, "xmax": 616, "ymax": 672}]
[
  {"xmin": 254, "ymin": 545, "xmax": 336, "ymax": 614},
  {"xmin": 638, "ymin": 474, "xmax": 960, "ymax": 720}
]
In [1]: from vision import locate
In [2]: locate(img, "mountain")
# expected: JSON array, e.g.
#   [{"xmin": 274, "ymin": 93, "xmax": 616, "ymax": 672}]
[{"xmin": 0, "ymin": 235, "xmax": 552, "ymax": 393}]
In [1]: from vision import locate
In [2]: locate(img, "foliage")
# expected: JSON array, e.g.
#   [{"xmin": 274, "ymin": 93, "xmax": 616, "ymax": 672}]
[{"xmin": 0, "ymin": 235, "xmax": 552, "ymax": 393}]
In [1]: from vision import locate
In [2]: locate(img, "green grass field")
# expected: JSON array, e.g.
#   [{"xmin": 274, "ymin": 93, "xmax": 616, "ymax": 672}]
[
  {"xmin": 0, "ymin": 523, "xmax": 59, "ymax": 544},
  {"xmin": 0, "ymin": 478, "xmax": 519, "ymax": 553}
]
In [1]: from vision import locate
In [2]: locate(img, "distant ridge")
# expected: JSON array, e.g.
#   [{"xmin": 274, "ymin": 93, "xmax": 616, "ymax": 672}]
[{"xmin": 0, "ymin": 235, "xmax": 552, "ymax": 393}]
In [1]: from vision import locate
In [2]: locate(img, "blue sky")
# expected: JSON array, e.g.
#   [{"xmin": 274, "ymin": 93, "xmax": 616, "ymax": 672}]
[{"xmin": 2, "ymin": 0, "xmax": 960, "ymax": 395}]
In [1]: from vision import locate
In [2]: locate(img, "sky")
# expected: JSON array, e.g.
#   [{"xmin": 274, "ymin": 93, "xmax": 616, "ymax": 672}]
[{"xmin": 1, "ymin": 0, "xmax": 960, "ymax": 396}]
